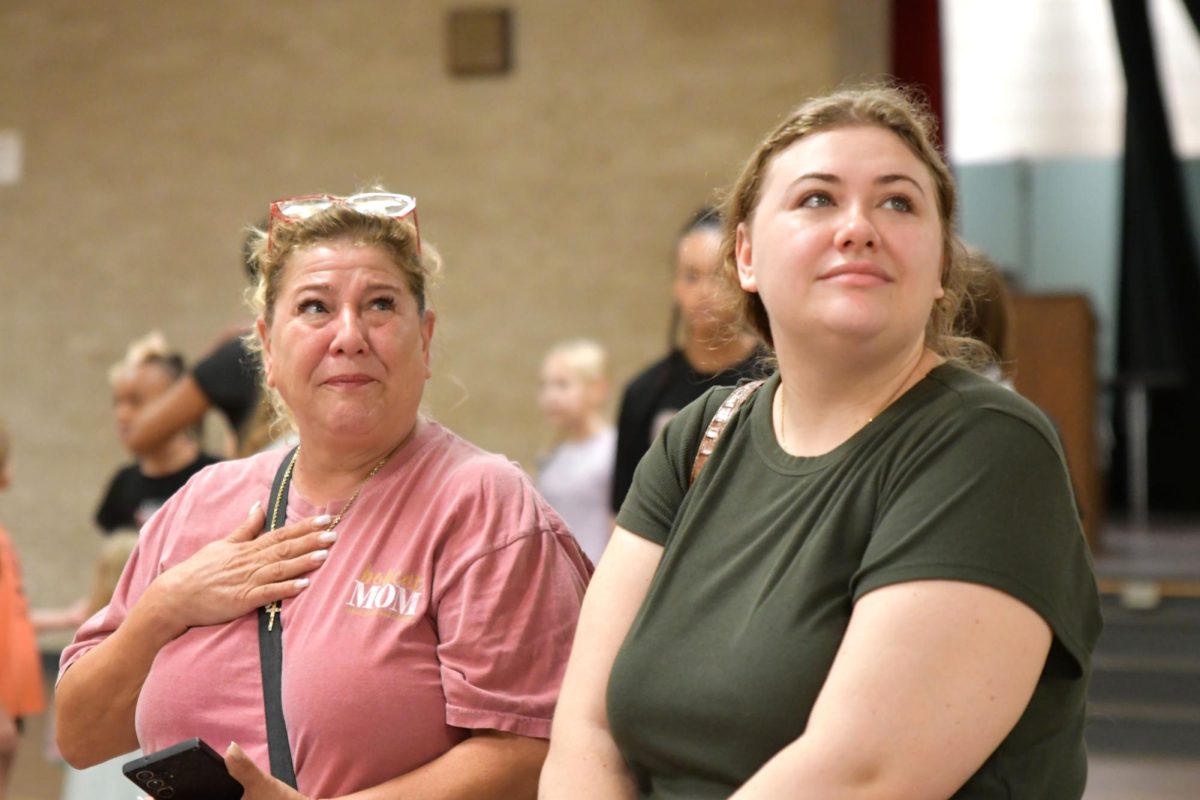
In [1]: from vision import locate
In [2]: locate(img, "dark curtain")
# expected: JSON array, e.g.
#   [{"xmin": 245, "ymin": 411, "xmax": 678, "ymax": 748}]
[
  {"xmin": 1110, "ymin": 0, "xmax": 1200, "ymax": 510},
  {"xmin": 890, "ymin": 0, "xmax": 944, "ymax": 144}
]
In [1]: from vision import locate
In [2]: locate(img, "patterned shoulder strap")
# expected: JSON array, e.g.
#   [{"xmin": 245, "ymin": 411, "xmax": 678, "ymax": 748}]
[{"xmin": 689, "ymin": 379, "xmax": 765, "ymax": 485}]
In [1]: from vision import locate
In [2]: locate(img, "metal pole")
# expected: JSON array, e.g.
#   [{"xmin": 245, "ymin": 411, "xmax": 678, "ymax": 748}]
[{"xmin": 1124, "ymin": 380, "xmax": 1150, "ymax": 536}]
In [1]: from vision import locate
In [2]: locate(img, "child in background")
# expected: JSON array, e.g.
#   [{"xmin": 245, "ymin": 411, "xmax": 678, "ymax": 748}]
[
  {"xmin": 0, "ymin": 419, "xmax": 46, "ymax": 799},
  {"xmin": 96, "ymin": 331, "xmax": 220, "ymax": 534},
  {"xmin": 536, "ymin": 340, "xmax": 617, "ymax": 564}
]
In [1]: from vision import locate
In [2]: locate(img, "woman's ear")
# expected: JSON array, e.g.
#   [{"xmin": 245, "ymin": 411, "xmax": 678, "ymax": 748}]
[
  {"xmin": 735, "ymin": 222, "xmax": 758, "ymax": 293},
  {"xmin": 256, "ymin": 317, "xmax": 275, "ymax": 388},
  {"xmin": 420, "ymin": 309, "xmax": 436, "ymax": 379}
]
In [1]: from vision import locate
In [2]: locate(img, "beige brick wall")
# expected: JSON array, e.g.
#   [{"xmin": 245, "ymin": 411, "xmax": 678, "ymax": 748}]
[{"xmin": 0, "ymin": 0, "xmax": 887, "ymax": 609}]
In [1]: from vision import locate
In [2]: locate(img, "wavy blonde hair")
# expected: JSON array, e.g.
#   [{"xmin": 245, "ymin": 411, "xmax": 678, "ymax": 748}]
[
  {"xmin": 719, "ymin": 83, "xmax": 989, "ymax": 366},
  {"xmin": 544, "ymin": 339, "xmax": 610, "ymax": 385},
  {"xmin": 107, "ymin": 331, "xmax": 184, "ymax": 386}
]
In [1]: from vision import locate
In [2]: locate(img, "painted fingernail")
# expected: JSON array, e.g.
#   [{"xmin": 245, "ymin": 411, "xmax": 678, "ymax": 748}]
[
  {"xmin": 313, "ymin": 514, "xmax": 333, "ymax": 526},
  {"xmin": 248, "ymin": 501, "xmax": 262, "ymax": 516},
  {"xmin": 294, "ymin": 578, "xmax": 311, "ymax": 589},
  {"xmin": 318, "ymin": 529, "xmax": 338, "ymax": 543},
  {"xmin": 311, "ymin": 549, "xmax": 329, "ymax": 562}
]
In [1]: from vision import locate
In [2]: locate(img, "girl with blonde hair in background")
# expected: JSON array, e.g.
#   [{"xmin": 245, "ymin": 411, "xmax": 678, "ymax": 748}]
[{"xmin": 536, "ymin": 339, "xmax": 617, "ymax": 564}]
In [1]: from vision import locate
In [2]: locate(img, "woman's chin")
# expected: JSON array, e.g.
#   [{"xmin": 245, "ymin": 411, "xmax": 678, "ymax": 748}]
[
  {"xmin": 828, "ymin": 319, "xmax": 892, "ymax": 342},
  {"xmin": 305, "ymin": 410, "xmax": 402, "ymax": 446},
  {"xmin": 781, "ymin": 311, "xmax": 890, "ymax": 347}
]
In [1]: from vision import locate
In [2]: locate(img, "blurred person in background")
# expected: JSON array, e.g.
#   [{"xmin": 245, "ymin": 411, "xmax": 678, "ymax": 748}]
[
  {"xmin": 957, "ymin": 247, "xmax": 1017, "ymax": 388},
  {"xmin": 36, "ymin": 331, "xmax": 218, "ymax": 630},
  {"xmin": 610, "ymin": 207, "xmax": 765, "ymax": 514},
  {"xmin": 124, "ymin": 230, "xmax": 273, "ymax": 459},
  {"xmin": 97, "ymin": 331, "xmax": 221, "ymax": 535},
  {"xmin": 536, "ymin": 339, "xmax": 616, "ymax": 564},
  {"xmin": 0, "ymin": 419, "xmax": 46, "ymax": 800},
  {"xmin": 34, "ymin": 332, "xmax": 217, "ymax": 800}
]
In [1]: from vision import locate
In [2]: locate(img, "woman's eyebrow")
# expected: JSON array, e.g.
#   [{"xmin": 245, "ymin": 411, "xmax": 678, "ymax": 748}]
[
  {"xmin": 787, "ymin": 172, "xmax": 926, "ymax": 196},
  {"xmin": 291, "ymin": 281, "xmax": 332, "ymax": 293},
  {"xmin": 793, "ymin": 172, "xmax": 839, "ymax": 185},
  {"xmin": 877, "ymin": 173, "xmax": 926, "ymax": 196}
]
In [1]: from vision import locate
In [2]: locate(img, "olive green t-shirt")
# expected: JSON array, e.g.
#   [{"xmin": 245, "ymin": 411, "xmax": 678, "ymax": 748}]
[{"xmin": 609, "ymin": 365, "xmax": 1101, "ymax": 799}]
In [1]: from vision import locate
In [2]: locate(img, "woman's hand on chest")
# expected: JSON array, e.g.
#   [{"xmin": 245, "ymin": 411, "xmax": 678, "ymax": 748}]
[{"xmin": 146, "ymin": 502, "xmax": 339, "ymax": 635}]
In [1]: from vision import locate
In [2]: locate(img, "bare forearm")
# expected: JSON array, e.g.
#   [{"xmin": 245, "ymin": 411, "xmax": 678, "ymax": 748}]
[
  {"xmin": 56, "ymin": 581, "xmax": 185, "ymax": 767},
  {"xmin": 539, "ymin": 725, "xmax": 637, "ymax": 800},
  {"xmin": 333, "ymin": 731, "xmax": 547, "ymax": 800},
  {"xmin": 540, "ymin": 529, "xmax": 658, "ymax": 800},
  {"xmin": 127, "ymin": 376, "xmax": 208, "ymax": 453},
  {"xmin": 730, "ymin": 736, "xmax": 905, "ymax": 800},
  {"xmin": 31, "ymin": 597, "xmax": 90, "ymax": 633}
]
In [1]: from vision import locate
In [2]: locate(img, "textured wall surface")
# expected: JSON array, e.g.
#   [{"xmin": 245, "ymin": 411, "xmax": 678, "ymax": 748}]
[{"xmin": 0, "ymin": 0, "xmax": 885, "ymax": 608}]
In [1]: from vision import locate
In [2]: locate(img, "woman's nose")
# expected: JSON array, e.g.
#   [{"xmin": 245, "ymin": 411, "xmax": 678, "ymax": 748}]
[
  {"xmin": 836, "ymin": 205, "xmax": 877, "ymax": 251},
  {"xmin": 330, "ymin": 306, "xmax": 369, "ymax": 354}
]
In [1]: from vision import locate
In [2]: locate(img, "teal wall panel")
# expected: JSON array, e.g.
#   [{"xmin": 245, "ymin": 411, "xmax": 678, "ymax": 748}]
[
  {"xmin": 955, "ymin": 161, "xmax": 1026, "ymax": 276},
  {"xmin": 1029, "ymin": 159, "xmax": 1121, "ymax": 379},
  {"xmin": 1184, "ymin": 160, "xmax": 1200, "ymax": 236},
  {"xmin": 957, "ymin": 158, "xmax": 1121, "ymax": 378}
]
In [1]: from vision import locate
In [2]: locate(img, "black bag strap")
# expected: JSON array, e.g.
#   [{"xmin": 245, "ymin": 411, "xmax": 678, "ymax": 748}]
[
  {"xmin": 257, "ymin": 446, "xmax": 299, "ymax": 788},
  {"xmin": 689, "ymin": 379, "xmax": 764, "ymax": 485}
]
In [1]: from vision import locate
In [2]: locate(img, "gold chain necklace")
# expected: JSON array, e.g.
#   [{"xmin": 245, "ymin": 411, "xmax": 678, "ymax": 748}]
[
  {"xmin": 778, "ymin": 353, "xmax": 929, "ymax": 452},
  {"xmin": 263, "ymin": 445, "xmax": 395, "ymax": 630}
]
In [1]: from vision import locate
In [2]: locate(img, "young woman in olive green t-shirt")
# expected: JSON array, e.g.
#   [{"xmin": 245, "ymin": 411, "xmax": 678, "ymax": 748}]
[{"xmin": 542, "ymin": 85, "xmax": 1100, "ymax": 800}]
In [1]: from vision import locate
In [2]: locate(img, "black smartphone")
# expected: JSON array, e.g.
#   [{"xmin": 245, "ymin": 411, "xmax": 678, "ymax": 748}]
[{"xmin": 122, "ymin": 738, "xmax": 244, "ymax": 799}]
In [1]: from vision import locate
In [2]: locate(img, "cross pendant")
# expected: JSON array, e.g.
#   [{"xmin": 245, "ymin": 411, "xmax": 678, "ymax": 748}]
[{"xmin": 266, "ymin": 602, "xmax": 280, "ymax": 632}]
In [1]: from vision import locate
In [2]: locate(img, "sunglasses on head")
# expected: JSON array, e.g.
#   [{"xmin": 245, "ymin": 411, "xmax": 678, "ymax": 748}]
[{"xmin": 268, "ymin": 192, "xmax": 420, "ymax": 254}]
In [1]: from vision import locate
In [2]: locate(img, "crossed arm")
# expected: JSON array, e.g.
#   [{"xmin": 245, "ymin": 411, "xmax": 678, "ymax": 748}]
[{"xmin": 539, "ymin": 527, "xmax": 1052, "ymax": 799}]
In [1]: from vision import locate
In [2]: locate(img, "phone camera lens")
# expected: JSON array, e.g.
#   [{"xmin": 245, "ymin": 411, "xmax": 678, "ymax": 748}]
[
  {"xmin": 146, "ymin": 778, "xmax": 165, "ymax": 789},
  {"xmin": 135, "ymin": 770, "xmax": 154, "ymax": 780},
  {"xmin": 159, "ymin": 789, "xmax": 175, "ymax": 798}
]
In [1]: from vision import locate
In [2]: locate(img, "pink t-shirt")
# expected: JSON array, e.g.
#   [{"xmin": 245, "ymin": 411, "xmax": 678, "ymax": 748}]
[{"xmin": 61, "ymin": 420, "xmax": 591, "ymax": 798}]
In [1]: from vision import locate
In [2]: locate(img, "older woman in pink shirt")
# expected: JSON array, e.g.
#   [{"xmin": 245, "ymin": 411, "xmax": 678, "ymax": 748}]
[{"xmin": 57, "ymin": 193, "xmax": 590, "ymax": 800}]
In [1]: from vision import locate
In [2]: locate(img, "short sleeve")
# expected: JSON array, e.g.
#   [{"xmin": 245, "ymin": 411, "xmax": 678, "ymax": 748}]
[
  {"xmin": 434, "ymin": 530, "xmax": 589, "ymax": 738},
  {"xmin": 192, "ymin": 337, "xmax": 259, "ymax": 431},
  {"xmin": 59, "ymin": 488, "xmax": 185, "ymax": 680},
  {"xmin": 611, "ymin": 383, "xmax": 647, "ymax": 514},
  {"xmin": 615, "ymin": 388, "xmax": 728, "ymax": 545},
  {"xmin": 852, "ymin": 408, "xmax": 1101, "ymax": 672},
  {"xmin": 93, "ymin": 471, "xmax": 124, "ymax": 533}
]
